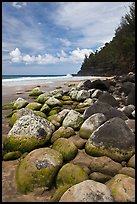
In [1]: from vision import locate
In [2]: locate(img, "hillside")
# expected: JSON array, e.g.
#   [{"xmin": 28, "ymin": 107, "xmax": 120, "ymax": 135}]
[{"xmin": 77, "ymin": 3, "xmax": 135, "ymax": 76}]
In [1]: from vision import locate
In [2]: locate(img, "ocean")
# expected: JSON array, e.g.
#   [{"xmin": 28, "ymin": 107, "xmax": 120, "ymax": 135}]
[{"xmin": 2, "ymin": 74, "xmax": 100, "ymax": 87}]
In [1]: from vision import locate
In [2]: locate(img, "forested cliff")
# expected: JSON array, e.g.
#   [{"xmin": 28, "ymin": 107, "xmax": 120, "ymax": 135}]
[{"xmin": 77, "ymin": 3, "xmax": 135, "ymax": 76}]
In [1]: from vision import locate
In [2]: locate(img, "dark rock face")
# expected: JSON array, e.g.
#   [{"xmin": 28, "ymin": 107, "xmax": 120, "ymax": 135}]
[
  {"xmin": 126, "ymin": 86, "xmax": 135, "ymax": 105},
  {"xmin": 90, "ymin": 79, "xmax": 109, "ymax": 91},
  {"xmin": 98, "ymin": 92, "xmax": 119, "ymax": 107},
  {"xmin": 89, "ymin": 117, "xmax": 135, "ymax": 149},
  {"xmin": 83, "ymin": 101, "xmax": 128, "ymax": 121}
]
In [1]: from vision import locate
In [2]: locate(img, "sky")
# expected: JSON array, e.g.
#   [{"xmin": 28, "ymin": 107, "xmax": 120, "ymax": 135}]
[{"xmin": 2, "ymin": 2, "xmax": 132, "ymax": 75}]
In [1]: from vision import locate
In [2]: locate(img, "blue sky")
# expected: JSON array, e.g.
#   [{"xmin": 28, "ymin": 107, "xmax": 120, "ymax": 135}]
[{"xmin": 2, "ymin": 2, "xmax": 132, "ymax": 75}]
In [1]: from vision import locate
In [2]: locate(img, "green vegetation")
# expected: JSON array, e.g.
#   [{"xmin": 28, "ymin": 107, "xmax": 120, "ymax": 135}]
[{"xmin": 78, "ymin": 3, "xmax": 135, "ymax": 76}]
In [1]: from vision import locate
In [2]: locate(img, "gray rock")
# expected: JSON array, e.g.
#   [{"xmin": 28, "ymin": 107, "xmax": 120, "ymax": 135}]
[
  {"xmin": 59, "ymin": 180, "xmax": 114, "ymax": 202},
  {"xmin": 13, "ymin": 97, "xmax": 28, "ymax": 109},
  {"xmin": 4, "ymin": 114, "xmax": 55, "ymax": 153},
  {"xmin": 107, "ymin": 174, "xmax": 135, "ymax": 202},
  {"xmin": 98, "ymin": 91, "xmax": 119, "ymax": 107},
  {"xmin": 63, "ymin": 110, "xmax": 84, "ymax": 130},
  {"xmin": 89, "ymin": 172, "xmax": 112, "ymax": 183},
  {"xmin": 76, "ymin": 90, "xmax": 90, "ymax": 101},
  {"xmin": 91, "ymin": 89, "xmax": 103, "ymax": 98},
  {"xmin": 120, "ymin": 105, "xmax": 135, "ymax": 117},
  {"xmin": 46, "ymin": 97, "xmax": 62, "ymax": 107},
  {"xmin": 125, "ymin": 119, "xmax": 135, "ymax": 133},
  {"xmin": 85, "ymin": 117, "xmax": 135, "ymax": 162},
  {"xmin": 69, "ymin": 90, "xmax": 78, "ymax": 100},
  {"xmin": 83, "ymin": 101, "xmax": 128, "ymax": 120},
  {"xmin": 79, "ymin": 113, "xmax": 107, "ymax": 139}
]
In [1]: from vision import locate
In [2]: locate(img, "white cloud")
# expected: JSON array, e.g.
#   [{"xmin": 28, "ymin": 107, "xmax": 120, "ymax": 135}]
[
  {"xmin": 53, "ymin": 2, "xmax": 132, "ymax": 47},
  {"xmin": 12, "ymin": 2, "xmax": 27, "ymax": 9},
  {"xmin": 9, "ymin": 48, "xmax": 22, "ymax": 63},
  {"xmin": 9, "ymin": 48, "xmax": 93, "ymax": 65}
]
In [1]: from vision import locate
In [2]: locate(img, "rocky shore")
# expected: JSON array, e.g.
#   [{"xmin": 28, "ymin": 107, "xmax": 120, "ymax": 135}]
[{"xmin": 2, "ymin": 72, "xmax": 135, "ymax": 202}]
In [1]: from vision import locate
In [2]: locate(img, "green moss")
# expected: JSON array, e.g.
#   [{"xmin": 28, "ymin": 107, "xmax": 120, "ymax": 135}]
[
  {"xmin": 29, "ymin": 90, "xmax": 43, "ymax": 96},
  {"xmin": 48, "ymin": 109, "xmax": 58, "ymax": 116},
  {"xmin": 62, "ymin": 100, "xmax": 74, "ymax": 105},
  {"xmin": 85, "ymin": 141, "xmax": 134, "ymax": 162},
  {"xmin": 2, "ymin": 101, "xmax": 15, "ymax": 110},
  {"xmin": 26, "ymin": 102, "xmax": 42, "ymax": 111},
  {"xmin": 3, "ymin": 136, "xmax": 50, "ymax": 153},
  {"xmin": 34, "ymin": 111, "xmax": 47, "ymax": 119},
  {"xmin": 56, "ymin": 163, "xmax": 88, "ymax": 188},
  {"xmin": 3, "ymin": 151, "xmax": 21, "ymax": 161},
  {"xmin": 52, "ymin": 138, "xmax": 78, "ymax": 161},
  {"xmin": 16, "ymin": 148, "xmax": 63, "ymax": 194},
  {"xmin": 50, "ymin": 184, "xmax": 72, "ymax": 202},
  {"xmin": 62, "ymin": 96, "xmax": 72, "ymax": 101},
  {"xmin": 51, "ymin": 127, "xmax": 75, "ymax": 144},
  {"xmin": 6, "ymin": 110, "xmax": 17, "ymax": 118},
  {"xmin": 9, "ymin": 112, "xmax": 19, "ymax": 127}
]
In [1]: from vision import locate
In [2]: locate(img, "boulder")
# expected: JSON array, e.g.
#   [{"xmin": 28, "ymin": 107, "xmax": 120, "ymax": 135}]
[
  {"xmin": 3, "ymin": 151, "xmax": 21, "ymax": 161},
  {"xmin": 89, "ymin": 172, "xmax": 112, "ymax": 183},
  {"xmin": 56, "ymin": 163, "xmax": 88, "ymax": 188},
  {"xmin": 79, "ymin": 113, "xmax": 107, "ymax": 139},
  {"xmin": 89, "ymin": 156, "xmax": 122, "ymax": 176},
  {"xmin": 62, "ymin": 110, "xmax": 84, "ymax": 130},
  {"xmin": 83, "ymin": 101, "xmax": 128, "ymax": 120},
  {"xmin": 98, "ymin": 92, "xmax": 119, "ymax": 107},
  {"xmin": 76, "ymin": 90, "xmax": 90, "ymax": 101},
  {"xmin": 16, "ymin": 147, "xmax": 63, "ymax": 193},
  {"xmin": 3, "ymin": 114, "xmax": 55, "ymax": 153},
  {"xmin": 118, "ymin": 167, "xmax": 135, "ymax": 178},
  {"xmin": 68, "ymin": 134, "xmax": 87, "ymax": 149},
  {"xmin": 40, "ymin": 103, "xmax": 51, "ymax": 114},
  {"xmin": 127, "ymin": 154, "xmax": 135, "ymax": 168},
  {"xmin": 45, "ymin": 97, "xmax": 62, "ymax": 107},
  {"xmin": 107, "ymin": 174, "xmax": 135, "ymax": 202},
  {"xmin": 69, "ymin": 89, "xmax": 78, "ymax": 100},
  {"xmin": 59, "ymin": 180, "xmax": 114, "ymax": 202},
  {"xmin": 52, "ymin": 138, "xmax": 78, "ymax": 161},
  {"xmin": 9, "ymin": 108, "xmax": 35, "ymax": 127},
  {"xmin": 51, "ymin": 126, "xmax": 75, "ymax": 143},
  {"xmin": 85, "ymin": 117, "xmax": 135, "ymax": 162},
  {"xmin": 91, "ymin": 89, "xmax": 103, "ymax": 98},
  {"xmin": 89, "ymin": 79, "xmax": 109, "ymax": 91},
  {"xmin": 35, "ymin": 92, "xmax": 50, "ymax": 103},
  {"xmin": 76, "ymin": 80, "xmax": 92, "ymax": 90},
  {"xmin": 126, "ymin": 86, "xmax": 135, "ymax": 105},
  {"xmin": 29, "ymin": 87, "xmax": 43, "ymax": 96},
  {"xmin": 13, "ymin": 97, "xmax": 28, "ymax": 109},
  {"xmin": 26, "ymin": 102, "xmax": 42, "ymax": 111}
]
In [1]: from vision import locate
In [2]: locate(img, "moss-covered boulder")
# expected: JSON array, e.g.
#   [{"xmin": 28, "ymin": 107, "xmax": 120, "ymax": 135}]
[
  {"xmin": 62, "ymin": 110, "xmax": 84, "ymax": 130},
  {"xmin": 3, "ymin": 151, "xmax": 21, "ymax": 161},
  {"xmin": 52, "ymin": 138, "xmax": 78, "ymax": 161},
  {"xmin": 45, "ymin": 97, "xmax": 62, "ymax": 107},
  {"xmin": 62, "ymin": 95, "xmax": 72, "ymax": 101},
  {"xmin": 29, "ymin": 87, "xmax": 43, "ymax": 96},
  {"xmin": 79, "ymin": 113, "xmax": 107, "ymax": 139},
  {"xmin": 26, "ymin": 102, "xmax": 42, "ymax": 111},
  {"xmin": 85, "ymin": 117, "xmax": 135, "ymax": 162},
  {"xmin": 34, "ymin": 111, "xmax": 47, "ymax": 119},
  {"xmin": 13, "ymin": 97, "xmax": 28, "ymax": 109},
  {"xmin": 51, "ymin": 126, "xmax": 75, "ymax": 143},
  {"xmin": 2, "ymin": 101, "xmax": 15, "ymax": 110},
  {"xmin": 9, "ymin": 108, "xmax": 35, "ymax": 127},
  {"xmin": 35, "ymin": 92, "xmax": 50, "ymax": 103},
  {"xmin": 4, "ymin": 114, "xmax": 55, "ymax": 153},
  {"xmin": 56, "ymin": 163, "xmax": 88, "ymax": 188},
  {"xmin": 48, "ymin": 109, "xmax": 58, "ymax": 116},
  {"xmin": 40, "ymin": 103, "xmax": 51, "ymax": 114},
  {"xmin": 16, "ymin": 147, "xmax": 63, "ymax": 194}
]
